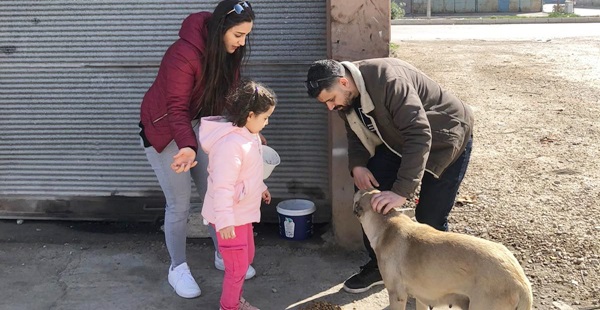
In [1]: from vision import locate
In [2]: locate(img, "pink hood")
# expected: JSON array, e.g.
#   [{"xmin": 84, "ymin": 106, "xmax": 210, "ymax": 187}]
[{"xmin": 199, "ymin": 116, "xmax": 267, "ymax": 231}]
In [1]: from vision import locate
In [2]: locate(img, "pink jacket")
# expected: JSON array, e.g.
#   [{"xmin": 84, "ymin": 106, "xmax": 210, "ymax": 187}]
[{"xmin": 199, "ymin": 116, "xmax": 268, "ymax": 231}]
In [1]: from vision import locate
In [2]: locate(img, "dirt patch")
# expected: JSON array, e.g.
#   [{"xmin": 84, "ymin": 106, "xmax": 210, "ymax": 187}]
[
  {"xmin": 301, "ymin": 301, "xmax": 343, "ymax": 310},
  {"xmin": 392, "ymin": 37, "xmax": 600, "ymax": 309}
]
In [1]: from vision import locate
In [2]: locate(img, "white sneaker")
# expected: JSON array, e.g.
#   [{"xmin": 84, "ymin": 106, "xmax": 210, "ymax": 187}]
[
  {"xmin": 168, "ymin": 262, "xmax": 201, "ymax": 298},
  {"xmin": 214, "ymin": 251, "xmax": 256, "ymax": 280}
]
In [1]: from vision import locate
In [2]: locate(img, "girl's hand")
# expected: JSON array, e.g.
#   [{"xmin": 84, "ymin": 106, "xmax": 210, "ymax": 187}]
[
  {"xmin": 171, "ymin": 147, "xmax": 198, "ymax": 173},
  {"xmin": 262, "ymin": 190, "xmax": 271, "ymax": 204},
  {"xmin": 219, "ymin": 226, "xmax": 236, "ymax": 240}
]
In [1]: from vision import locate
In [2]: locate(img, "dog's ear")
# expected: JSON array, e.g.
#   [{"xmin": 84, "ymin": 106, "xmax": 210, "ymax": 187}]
[
  {"xmin": 353, "ymin": 189, "xmax": 382, "ymax": 218},
  {"xmin": 365, "ymin": 189, "xmax": 381, "ymax": 196},
  {"xmin": 360, "ymin": 189, "xmax": 380, "ymax": 203},
  {"xmin": 353, "ymin": 189, "xmax": 373, "ymax": 218},
  {"xmin": 353, "ymin": 190, "xmax": 366, "ymax": 205},
  {"xmin": 359, "ymin": 192, "xmax": 374, "ymax": 211},
  {"xmin": 353, "ymin": 201, "xmax": 362, "ymax": 217},
  {"xmin": 353, "ymin": 193, "xmax": 363, "ymax": 218}
]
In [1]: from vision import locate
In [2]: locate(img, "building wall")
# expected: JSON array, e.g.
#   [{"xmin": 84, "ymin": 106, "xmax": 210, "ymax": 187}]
[{"xmin": 328, "ymin": 0, "xmax": 390, "ymax": 249}]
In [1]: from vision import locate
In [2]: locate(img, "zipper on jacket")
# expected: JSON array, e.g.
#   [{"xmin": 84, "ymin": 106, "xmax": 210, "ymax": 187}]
[
  {"xmin": 364, "ymin": 113, "xmax": 402, "ymax": 159},
  {"xmin": 152, "ymin": 113, "xmax": 168, "ymax": 124}
]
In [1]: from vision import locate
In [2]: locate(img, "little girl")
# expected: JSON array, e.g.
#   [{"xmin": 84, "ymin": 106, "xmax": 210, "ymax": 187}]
[{"xmin": 199, "ymin": 80, "xmax": 276, "ymax": 310}]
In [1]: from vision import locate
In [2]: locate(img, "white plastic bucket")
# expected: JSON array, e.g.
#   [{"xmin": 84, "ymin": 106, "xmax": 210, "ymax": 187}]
[
  {"xmin": 262, "ymin": 145, "xmax": 280, "ymax": 179},
  {"xmin": 276, "ymin": 199, "xmax": 316, "ymax": 240}
]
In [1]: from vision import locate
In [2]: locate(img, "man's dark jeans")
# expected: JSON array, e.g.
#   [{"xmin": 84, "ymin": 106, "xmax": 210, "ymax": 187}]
[{"xmin": 361, "ymin": 138, "xmax": 473, "ymax": 262}]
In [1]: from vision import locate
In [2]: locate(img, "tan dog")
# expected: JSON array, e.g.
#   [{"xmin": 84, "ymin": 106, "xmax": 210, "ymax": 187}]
[{"xmin": 353, "ymin": 189, "xmax": 533, "ymax": 310}]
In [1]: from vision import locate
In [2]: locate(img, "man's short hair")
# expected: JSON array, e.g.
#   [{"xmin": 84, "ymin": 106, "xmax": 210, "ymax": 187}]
[{"xmin": 305, "ymin": 59, "xmax": 345, "ymax": 98}]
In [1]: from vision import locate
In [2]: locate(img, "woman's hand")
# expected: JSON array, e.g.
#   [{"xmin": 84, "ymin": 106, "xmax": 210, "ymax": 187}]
[
  {"xmin": 262, "ymin": 189, "xmax": 271, "ymax": 204},
  {"xmin": 171, "ymin": 147, "xmax": 197, "ymax": 173},
  {"xmin": 219, "ymin": 226, "xmax": 236, "ymax": 240}
]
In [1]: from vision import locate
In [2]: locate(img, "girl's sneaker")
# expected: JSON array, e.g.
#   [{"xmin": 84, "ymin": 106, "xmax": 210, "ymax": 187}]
[
  {"xmin": 239, "ymin": 297, "xmax": 260, "ymax": 310},
  {"xmin": 217, "ymin": 298, "xmax": 259, "ymax": 310}
]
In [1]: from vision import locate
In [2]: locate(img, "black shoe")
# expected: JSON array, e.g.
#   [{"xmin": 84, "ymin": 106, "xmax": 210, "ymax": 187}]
[{"xmin": 343, "ymin": 261, "xmax": 384, "ymax": 293}]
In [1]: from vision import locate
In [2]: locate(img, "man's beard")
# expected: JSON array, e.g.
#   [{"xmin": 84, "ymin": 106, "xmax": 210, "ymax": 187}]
[{"xmin": 334, "ymin": 90, "xmax": 354, "ymax": 112}]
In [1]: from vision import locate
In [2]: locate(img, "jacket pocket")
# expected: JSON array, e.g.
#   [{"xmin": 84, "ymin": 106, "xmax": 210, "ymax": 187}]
[
  {"xmin": 152, "ymin": 113, "xmax": 169, "ymax": 127},
  {"xmin": 205, "ymin": 177, "xmax": 246, "ymax": 204},
  {"xmin": 233, "ymin": 180, "xmax": 247, "ymax": 203},
  {"xmin": 429, "ymin": 125, "xmax": 466, "ymax": 173}
]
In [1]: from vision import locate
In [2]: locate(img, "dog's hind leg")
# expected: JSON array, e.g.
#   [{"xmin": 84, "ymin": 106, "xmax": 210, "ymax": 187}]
[{"xmin": 387, "ymin": 289, "xmax": 408, "ymax": 310}]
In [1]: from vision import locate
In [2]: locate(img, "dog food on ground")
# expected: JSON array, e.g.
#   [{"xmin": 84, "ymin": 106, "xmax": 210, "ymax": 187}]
[{"xmin": 300, "ymin": 301, "xmax": 342, "ymax": 310}]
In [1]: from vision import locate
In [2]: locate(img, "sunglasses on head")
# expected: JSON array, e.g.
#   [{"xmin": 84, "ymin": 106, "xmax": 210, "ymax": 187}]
[
  {"xmin": 253, "ymin": 86, "xmax": 259, "ymax": 104},
  {"xmin": 304, "ymin": 76, "xmax": 342, "ymax": 91},
  {"xmin": 226, "ymin": 1, "xmax": 251, "ymax": 15}
]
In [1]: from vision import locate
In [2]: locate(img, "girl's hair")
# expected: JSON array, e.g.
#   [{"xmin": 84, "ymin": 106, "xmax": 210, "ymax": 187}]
[
  {"xmin": 193, "ymin": 0, "xmax": 255, "ymax": 117},
  {"xmin": 226, "ymin": 80, "xmax": 277, "ymax": 127}
]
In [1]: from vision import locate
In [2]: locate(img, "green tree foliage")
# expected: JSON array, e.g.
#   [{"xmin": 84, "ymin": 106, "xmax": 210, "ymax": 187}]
[{"xmin": 391, "ymin": 1, "xmax": 406, "ymax": 19}]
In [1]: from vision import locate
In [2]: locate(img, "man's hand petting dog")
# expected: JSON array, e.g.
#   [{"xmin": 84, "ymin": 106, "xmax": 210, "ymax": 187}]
[
  {"xmin": 370, "ymin": 191, "xmax": 407, "ymax": 215},
  {"xmin": 351, "ymin": 166, "xmax": 407, "ymax": 214}
]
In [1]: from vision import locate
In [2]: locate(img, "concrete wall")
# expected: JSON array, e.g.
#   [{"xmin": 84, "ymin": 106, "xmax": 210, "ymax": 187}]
[
  {"xmin": 406, "ymin": 0, "xmax": 542, "ymax": 14},
  {"xmin": 328, "ymin": 0, "xmax": 390, "ymax": 249},
  {"xmin": 577, "ymin": 0, "xmax": 600, "ymax": 5}
]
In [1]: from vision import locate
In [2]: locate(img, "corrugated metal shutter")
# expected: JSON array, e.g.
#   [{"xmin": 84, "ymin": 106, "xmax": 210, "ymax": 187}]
[{"xmin": 0, "ymin": 0, "xmax": 329, "ymax": 222}]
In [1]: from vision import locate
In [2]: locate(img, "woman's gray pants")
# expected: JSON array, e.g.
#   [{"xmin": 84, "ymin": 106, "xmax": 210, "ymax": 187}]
[{"xmin": 143, "ymin": 121, "xmax": 218, "ymax": 268}]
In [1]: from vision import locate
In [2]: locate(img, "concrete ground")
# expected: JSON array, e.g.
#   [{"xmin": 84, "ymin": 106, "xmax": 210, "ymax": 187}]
[{"xmin": 0, "ymin": 219, "xmax": 400, "ymax": 310}]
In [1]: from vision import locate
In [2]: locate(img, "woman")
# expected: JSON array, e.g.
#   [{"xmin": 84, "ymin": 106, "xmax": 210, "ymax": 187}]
[{"xmin": 139, "ymin": 0, "xmax": 256, "ymax": 299}]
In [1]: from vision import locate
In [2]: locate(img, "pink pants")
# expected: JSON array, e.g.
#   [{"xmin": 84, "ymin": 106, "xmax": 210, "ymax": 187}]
[{"xmin": 215, "ymin": 223, "xmax": 255, "ymax": 310}]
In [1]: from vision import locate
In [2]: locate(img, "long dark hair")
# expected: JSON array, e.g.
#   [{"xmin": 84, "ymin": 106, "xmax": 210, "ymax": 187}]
[
  {"xmin": 226, "ymin": 79, "xmax": 276, "ymax": 127},
  {"xmin": 194, "ymin": 0, "xmax": 255, "ymax": 117}
]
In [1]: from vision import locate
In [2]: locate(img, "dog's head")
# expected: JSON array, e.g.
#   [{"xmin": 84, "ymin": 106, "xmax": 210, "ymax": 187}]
[
  {"xmin": 353, "ymin": 189, "xmax": 381, "ymax": 221},
  {"xmin": 353, "ymin": 189, "xmax": 416, "ymax": 223}
]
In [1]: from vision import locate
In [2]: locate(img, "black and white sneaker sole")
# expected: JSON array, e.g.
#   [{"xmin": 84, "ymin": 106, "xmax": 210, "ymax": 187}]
[{"xmin": 342, "ymin": 280, "xmax": 385, "ymax": 294}]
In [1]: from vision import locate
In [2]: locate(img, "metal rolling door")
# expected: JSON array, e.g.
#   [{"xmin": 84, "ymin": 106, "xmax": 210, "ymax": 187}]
[{"xmin": 0, "ymin": 0, "xmax": 329, "ymax": 221}]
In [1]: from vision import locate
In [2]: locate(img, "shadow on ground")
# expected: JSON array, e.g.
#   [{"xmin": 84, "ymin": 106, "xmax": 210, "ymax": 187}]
[{"xmin": 0, "ymin": 219, "xmax": 396, "ymax": 310}]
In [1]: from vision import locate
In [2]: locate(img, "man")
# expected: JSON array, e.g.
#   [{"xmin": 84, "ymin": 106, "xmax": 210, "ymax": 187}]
[{"xmin": 305, "ymin": 58, "xmax": 474, "ymax": 293}]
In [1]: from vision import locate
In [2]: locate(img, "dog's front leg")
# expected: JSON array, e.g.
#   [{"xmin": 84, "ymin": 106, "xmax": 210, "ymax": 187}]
[
  {"xmin": 415, "ymin": 299, "xmax": 431, "ymax": 310},
  {"xmin": 387, "ymin": 289, "xmax": 408, "ymax": 310}
]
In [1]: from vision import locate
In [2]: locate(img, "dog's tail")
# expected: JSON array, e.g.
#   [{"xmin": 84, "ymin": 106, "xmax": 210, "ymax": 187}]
[
  {"xmin": 515, "ymin": 280, "xmax": 534, "ymax": 310},
  {"xmin": 504, "ymin": 249, "xmax": 533, "ymax": 310}
]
